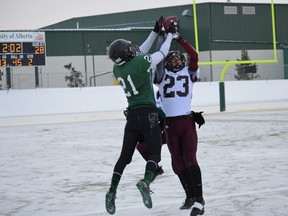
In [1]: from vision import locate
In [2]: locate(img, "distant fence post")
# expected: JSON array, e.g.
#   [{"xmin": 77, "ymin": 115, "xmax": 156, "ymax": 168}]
[
  {"xmin": 283, "ymin": 45, "xmax": 288, "ymax": 79},
  {"xmin": 6, "ymin": 67, "xmax": 11, "ymax": 89},
  {"xmin": 219, "ymin": 81, "xmax": 226, "ymax": 112},
  {"xmin": 35, "ymin": 67, "xmax": 39, "ymax": 88}
]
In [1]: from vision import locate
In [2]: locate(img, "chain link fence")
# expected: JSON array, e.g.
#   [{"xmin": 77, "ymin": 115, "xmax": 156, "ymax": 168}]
[{"xmin": 0, "ymin": 59, "xmax": 287, "ymax": 90}]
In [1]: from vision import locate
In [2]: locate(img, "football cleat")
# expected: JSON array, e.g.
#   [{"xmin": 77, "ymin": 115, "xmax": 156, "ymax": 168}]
[
  {"xmin": 105, "ymin": 190, "xmax": 116, "ymax": 214},
  {"xmin": 136, "ymin": 179, "xmax": 153, "ymax": 208},
  {"xmin": 180, "ymin": 197, "xmax": 195, "ymax": 210},
  {"xmin": 190, "ymin": 198, "xmax": 205, "ymax": 216}
]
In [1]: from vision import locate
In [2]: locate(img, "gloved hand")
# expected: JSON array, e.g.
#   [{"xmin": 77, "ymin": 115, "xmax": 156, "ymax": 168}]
[
  {"xmin": 190, "ymin": 71, "xmax": 199, "ymax": 82},
  {"xmin": 173, "ymin": 32, "xmax": 182, "ymax": 42},
  {"xmin": 192, "ymin": 111, "xmax": 205, "ymax": 128},
  {"xmin": 168, "ymin": 21, "xmax": 177, "ymax": 34},
  {"xmin": 159, "ymin": 28, "xmax": 165, "ymax": 36},
  {"xmin": 153, "ymin": 16, "xmax": 164, "ymax": 33}
]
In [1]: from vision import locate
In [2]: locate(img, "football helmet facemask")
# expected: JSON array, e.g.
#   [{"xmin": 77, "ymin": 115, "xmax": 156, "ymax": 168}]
[
  {"xmin": 164, "ymin": 51, "xmax": 186, "ymax": 72},
  {"xmin": 108, "ymin": 39, "xmax": 140, "ymax": 65}
]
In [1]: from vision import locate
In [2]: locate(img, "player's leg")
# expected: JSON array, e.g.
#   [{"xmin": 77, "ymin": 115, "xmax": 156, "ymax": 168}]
[
  {"xmin": 165, "ymin": 119, "xmax": 196, "ymax": 209},
  {"xmin": 178, "ymin": 168, "xmax": 196, "ymax": 209},
  {"xmin": 189, "ymin": 164, "xmax": 205, "ymax": 216},
  {"xmin": 136, "ymin": 110, "xmax": 162, "ymax": 208},
  {"xmin": 181, "ymin": 118, "xmax": 205, "ymax": 215},
  {"xmin": 105, "ymin": 122, "xmax": 139, "ymax": 214},
  {"xmin": 137, "ymin": 141, "xmax": 164, "ymax": 181},
  {"xmin": 137, "ymin": 119, "xmax": 166, "ymax": 181},
  {"xmin": 136, "ymin": 141, "xmax": 148, "ymax": 160}
]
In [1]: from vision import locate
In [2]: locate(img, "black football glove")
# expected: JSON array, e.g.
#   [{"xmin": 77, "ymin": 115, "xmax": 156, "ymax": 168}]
[
  {"xmin": 192, "ymin": 111, "xmax": 205, "ymax": 128},
  {"xmin": 153, "ymin": 16, "xmax": 164, "ymax": 33}
]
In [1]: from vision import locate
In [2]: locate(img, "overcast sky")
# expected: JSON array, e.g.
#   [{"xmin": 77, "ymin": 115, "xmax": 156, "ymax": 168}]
[{"xmin": 1, "ymin": 0, "xmax": 286, "ymax": 30}]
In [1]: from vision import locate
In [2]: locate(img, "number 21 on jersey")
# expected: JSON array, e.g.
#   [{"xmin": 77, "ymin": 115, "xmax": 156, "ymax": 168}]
[{"xmin": 117, "ymin": 75, "xmax": 139, "ymax": 97}]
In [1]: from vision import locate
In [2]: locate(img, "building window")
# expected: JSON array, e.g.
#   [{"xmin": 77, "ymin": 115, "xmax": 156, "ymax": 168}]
[
  {"xmin": 242, "ymin": 6, "xmax": 256, "ymax": 15},
  {"xmin": 224, "ymin": 6, "xmax": 238, "ymax": 15}
]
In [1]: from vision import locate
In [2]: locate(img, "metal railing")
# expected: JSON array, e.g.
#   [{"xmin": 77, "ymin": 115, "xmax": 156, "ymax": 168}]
[{"xmin": 89, "ymin": 71, "xmax": 113, "ymax": 87}]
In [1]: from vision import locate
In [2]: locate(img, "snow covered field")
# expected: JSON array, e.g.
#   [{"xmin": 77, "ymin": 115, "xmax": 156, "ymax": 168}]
[
  {"xmin": 1, "ymin": 80, "xmax": 288, "ymax": 215},
  {"xmin": 1, "ymin": 107, "xmax": 288, "ymax": 216}
]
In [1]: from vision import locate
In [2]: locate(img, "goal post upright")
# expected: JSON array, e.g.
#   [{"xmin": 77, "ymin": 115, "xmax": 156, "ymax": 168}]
[
  {"xmin": 192, "ymin": 0, "xmax": 278, "ymax": 111},
  {"xmin": 192, "ymin": 0, "xmax": 199, "ymax": 53}
]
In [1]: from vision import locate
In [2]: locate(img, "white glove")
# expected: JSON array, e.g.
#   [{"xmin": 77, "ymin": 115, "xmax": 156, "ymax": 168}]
[{"xmin": 173, "ymin": 32, "xmax": 182, "ymax": 41}]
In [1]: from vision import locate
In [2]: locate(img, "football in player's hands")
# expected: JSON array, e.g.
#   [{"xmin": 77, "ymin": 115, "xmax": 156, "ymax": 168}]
[{"xmin": 163, "ymin": 16, "xmax": 179, "ymax": 33}]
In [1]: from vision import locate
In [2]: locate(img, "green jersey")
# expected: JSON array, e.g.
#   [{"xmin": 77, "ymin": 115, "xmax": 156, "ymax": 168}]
[{"xmin": 113, "ymin": 54, "xmax": 156, "ymax": 109}]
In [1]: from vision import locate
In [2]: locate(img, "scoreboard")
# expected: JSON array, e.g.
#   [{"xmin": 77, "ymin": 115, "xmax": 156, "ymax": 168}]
[{"xmin": 0, "ymin": 32, "xmax": 46, "ymax": 67}]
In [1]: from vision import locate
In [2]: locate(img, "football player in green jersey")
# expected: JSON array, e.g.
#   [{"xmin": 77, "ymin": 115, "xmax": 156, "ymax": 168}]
[{"xmin": 105, "ymin": 17, "xmax": 177, "ymax": 214}]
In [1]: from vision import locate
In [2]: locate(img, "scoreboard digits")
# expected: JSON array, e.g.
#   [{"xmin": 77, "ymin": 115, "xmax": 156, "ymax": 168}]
[
  {"xmin": 0, "ymin": 42, "xmax": 46, "ymax": 67},
  {"xmin": 0, "ymin": 32, "xmax": 46, "ymax": 67},
  {"xmin": 0, "ymin": 43, "xmax": 22, "ymax": 53}
]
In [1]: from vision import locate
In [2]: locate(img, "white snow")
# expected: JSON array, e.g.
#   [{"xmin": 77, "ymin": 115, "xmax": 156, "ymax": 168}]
[{"xmin": 0, "ymin": 80, "xmax": 288, "ymax": 215}]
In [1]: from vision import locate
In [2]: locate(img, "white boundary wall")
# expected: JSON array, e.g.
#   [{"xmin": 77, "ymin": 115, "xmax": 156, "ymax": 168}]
[{"xmin": 0, "ymin": 80, "xmax": 288, "ymax": 117}]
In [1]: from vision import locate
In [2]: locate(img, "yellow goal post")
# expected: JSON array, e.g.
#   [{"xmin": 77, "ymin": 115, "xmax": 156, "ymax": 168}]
[{"xmin": 192, "ymin": 0, "xmax": 277, "ymax": 111}]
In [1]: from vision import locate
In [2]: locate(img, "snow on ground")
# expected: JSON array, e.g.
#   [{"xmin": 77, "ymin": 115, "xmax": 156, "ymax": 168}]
[
  {"xmin": 1, "ymin": 105, "xmax": 288, "ymax": 216},
  {"xmin": 1, "ymin": 80, "xmax": 288, "ymax": 215}
]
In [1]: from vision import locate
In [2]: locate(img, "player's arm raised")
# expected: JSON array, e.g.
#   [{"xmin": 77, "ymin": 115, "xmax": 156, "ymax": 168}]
[
  {"xmin": 174, "ymin": 33, "xmax": 200, "ymax": 82},
  {"xmin": 139, "ymin": 16, "xmax": 164, "ymax": 54},
  {"xmin": 150, "ymin": 22, "xmax": 177, "ymax": 69}
]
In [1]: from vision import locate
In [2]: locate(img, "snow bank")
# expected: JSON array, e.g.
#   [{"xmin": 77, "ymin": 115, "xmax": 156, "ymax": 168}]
[{"xmin": 0, "ymin": 80, "xmax": 288, "ymax": 117}]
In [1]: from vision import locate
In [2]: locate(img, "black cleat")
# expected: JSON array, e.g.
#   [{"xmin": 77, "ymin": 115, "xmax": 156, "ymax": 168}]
[
  {"xmin": 190, "ymin": 198, "xmax": 205, "ymax": 216},
  {"xmin": 180, "ymin": 197, "xmax": 195, "ymax": 210}
]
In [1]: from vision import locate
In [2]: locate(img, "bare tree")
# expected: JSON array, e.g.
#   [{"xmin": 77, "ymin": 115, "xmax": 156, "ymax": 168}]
[{"xmin": 64, "ymin": 63, "xmax": 85, "ymax": 87}]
